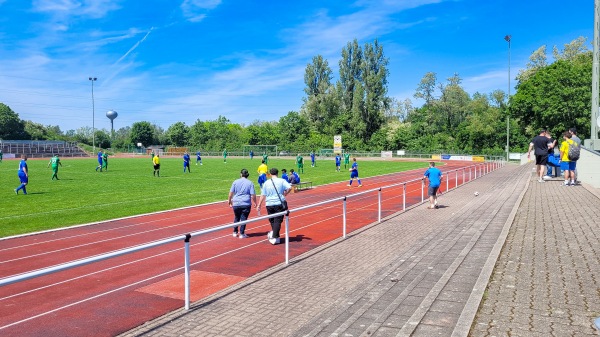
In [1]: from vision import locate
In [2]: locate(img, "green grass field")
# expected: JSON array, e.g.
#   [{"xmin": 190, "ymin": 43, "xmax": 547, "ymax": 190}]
[{"xmin": 0, "ymin": 156, "xmax": 430, "ymax": 238}]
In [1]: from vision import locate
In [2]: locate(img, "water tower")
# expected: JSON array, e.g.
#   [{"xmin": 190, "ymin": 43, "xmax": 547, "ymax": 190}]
[{"xmin": 106, "ymin": 109, "xmax": 118, "ymax": 138}]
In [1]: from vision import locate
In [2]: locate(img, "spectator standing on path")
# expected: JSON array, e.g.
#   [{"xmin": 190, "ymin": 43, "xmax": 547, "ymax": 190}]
[
  {"xmin": 347, "ymin": 158, "xmax": 363, "ymax": 187},
  {"xmin": 153, "ymin": 154, "xmax": 160, "ymax": 177},
  {"xmin": 47, "ymin": 154, "xmax": 62, "ymax": 180},
  {"xmin": 544, "ymin": 131, "xmax": 559, "ymax": 179},
  {"xmin": 296, "ymin": 153, "xmax": 304, "ymax": 173},
  {"xmin": 196, "ymin": 151, "xmax": 202, "ymax": 165},
  {"xmin": 559, "ymin": 131, "xmax": 577, "ymax": 186},
  {"xmin": 423, "ymin": 161, "xmax": 443, "ymax": 209},
  {"xmin": 228, "ymin": 169, "xmax": 257, "ymax": 239},
  {"xmin": 257, "ymin": 168, "xmax": 292, "ymax": 245},
  {"xmin": 257, "ymin": 160, "xmax": 268, "ymax": 188},
  {"xmin": 95, "ymin": 150, "xmax": 103, "ymax": 172},
  {"xmin": 569, "ymin": 127, "xmax": 581, "ymax": 183},
  {"xmin": 15, "ymin": 154, "xmax": 28, "ymax": 195},
  {"xmin": 183, "ymin": 152, "xmax": 191, "ymax": 173},
  {"xmin": 527, "ymin": 129, "xmax": 549, "ymax": 183}
]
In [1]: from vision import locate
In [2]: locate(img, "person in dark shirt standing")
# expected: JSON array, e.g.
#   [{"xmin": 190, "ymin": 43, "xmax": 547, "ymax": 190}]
[{"xmin": 527, "ymin": 129, "xmax": 549, "ymax": 183}]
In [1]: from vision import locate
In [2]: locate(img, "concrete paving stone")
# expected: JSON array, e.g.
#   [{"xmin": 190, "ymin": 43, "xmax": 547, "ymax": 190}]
[
  {"xmin": 420, "ymin": 310, "xmax": 460, "ymax": 327},
  {"xmin": 429, "ymin": 299, "xmax": 470, "ymax": 314},
  {"xmin": 411, "ymin": 323, "xmax": 451, "ymax": 336}
]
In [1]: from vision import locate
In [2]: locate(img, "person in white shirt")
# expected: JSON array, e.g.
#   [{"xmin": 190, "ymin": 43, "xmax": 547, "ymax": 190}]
[{"xmin": 257, "ymin": 168, "xmax": 292, "ymax": 245}]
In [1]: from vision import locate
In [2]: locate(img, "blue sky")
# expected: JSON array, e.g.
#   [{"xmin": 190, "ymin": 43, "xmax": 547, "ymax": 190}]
[{"xmin": 0, "ymin": 0, "xmax": 593, "ymax": 133}]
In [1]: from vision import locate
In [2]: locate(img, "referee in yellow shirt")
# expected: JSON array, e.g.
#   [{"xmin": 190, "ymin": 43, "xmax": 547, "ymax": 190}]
[
  {"xmin": 257, "ymin": 160, "xmax": 268, "ymax": 187},
  {"xmin": 153, "ymin": 154, "xmax": 161, "ymax": 177}
]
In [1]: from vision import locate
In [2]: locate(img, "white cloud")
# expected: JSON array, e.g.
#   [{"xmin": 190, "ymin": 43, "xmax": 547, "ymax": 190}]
[
  {"xmin": 180, "ymin": 0, "xmax": 221, "ymax": 22},
  {"xmin": 32, "ymin": 0, "xmax": 121, "ymax": 18}
]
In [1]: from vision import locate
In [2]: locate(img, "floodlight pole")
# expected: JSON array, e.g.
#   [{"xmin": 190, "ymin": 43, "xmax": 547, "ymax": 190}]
[
  {"xmin": 89, "ymin": 77, "xmax": 97, "ymax": 153},
  {"xmin": 505, "ymin": 35, "xmax": 511, "ymax": 161}
]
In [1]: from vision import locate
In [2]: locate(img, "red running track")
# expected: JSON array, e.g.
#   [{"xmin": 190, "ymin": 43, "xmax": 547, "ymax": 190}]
[{"xmin": 0, "ymin": 161, "xmax": 483, "ymax": 337}]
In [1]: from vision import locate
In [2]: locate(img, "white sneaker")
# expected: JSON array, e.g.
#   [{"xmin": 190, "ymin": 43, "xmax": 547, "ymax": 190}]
[
  {"xmin": 543, "ymin": 175, "xmax": 552, "ymax": 180},
  {"xmin": 538, "ymin": 178, "xmax": 545, "ymax": 183},
  {"xmin": 269, "ymin": 237, "xmax": 280, "ymax": 245},
  {"xmin": 267, "ymin": 231, "xmax": 273, "ymax": 239},
  {"xmin": 563, "ymin": 181, "xmax": 570, "ymax": 186},
  {"xmin": 239, "ymin": 233, "xmax": 248, "ymax": 239},
  {"xmin": 232, "ymin": 232, "xmax": 238, "ymax": 237}
]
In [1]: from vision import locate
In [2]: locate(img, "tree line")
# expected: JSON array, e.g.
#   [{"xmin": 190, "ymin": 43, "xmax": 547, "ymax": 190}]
[{"xmin": 0, "ymin": 37, "xmax": 594, "ymax": 154}]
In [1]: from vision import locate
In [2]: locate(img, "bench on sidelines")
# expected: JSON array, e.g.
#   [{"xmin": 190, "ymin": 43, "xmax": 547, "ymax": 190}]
[{"xmin": 292, "ymin": 181, "xmax": 313, "ymax": 192}]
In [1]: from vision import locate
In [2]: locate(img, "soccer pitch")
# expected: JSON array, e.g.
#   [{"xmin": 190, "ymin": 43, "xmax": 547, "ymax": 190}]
[{"xmin": 0, "ymin": 156, "xmax": 430, "ymax": 238}]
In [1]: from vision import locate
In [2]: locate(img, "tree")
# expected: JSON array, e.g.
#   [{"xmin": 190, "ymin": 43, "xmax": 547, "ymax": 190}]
[
  {"xmin": 130, "ymin": 121, "xmax": 155, "ymax": 147},
  {"xmin": 166, "ymin": 122, "xmax": 190, "ymax": 146},
  {"xmin": 0, "ymin": 103, "xmax": 27, "ymax": 139},
  {"xmin": 511, "ymin": 52, "xmax": 592, "ymax": 140},
  {"xmin": 517, "ymin": 45, "xmax": 548, "ymax": 84},
  {"xmin": 302, "ymin": 56, "xmax": 338, "ymax": 131},
  {"xmin": 278, "ymin": 111, "xmax": 310, "ymax": 147},
  {"xmin": 414, "ymin": 72, "xmax": 437, "ymax": 105},
  {"xmin": 338, "ymin": 39, "xmax": 363, "ymax": 113},
  {"xmin": 553, "ymin": 36, "xmax": 588, "ymax": 62}
]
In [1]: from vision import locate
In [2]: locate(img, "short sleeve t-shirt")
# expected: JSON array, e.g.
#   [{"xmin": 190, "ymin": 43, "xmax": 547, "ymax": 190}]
[
  {"xmin": 531, "ymin": 135, "xmax": 549, "ymax": 155},
  {"xmin": 230, "ymin": 178, "xmax": 255, "ymax": 206},
  {"xmin": 560, "ymin": 139, "xmax": 574, "ymax": 162},
  {"xmin": 50, "ymin": 157, "xmax": 60, "ymax": 168},
  {"xmin": 424, "ymin": 167, "xmax": 442, "ymax": 188}
]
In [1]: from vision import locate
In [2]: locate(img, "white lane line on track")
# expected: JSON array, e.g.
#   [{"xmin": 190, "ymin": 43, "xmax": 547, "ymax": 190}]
[
  {"xmin": 0, "ymin": 193, "xmax": 400, "ymax": 330},
  {"xmin": 0, "ymin": 205, "xmax": 228, "ymax": 253}
]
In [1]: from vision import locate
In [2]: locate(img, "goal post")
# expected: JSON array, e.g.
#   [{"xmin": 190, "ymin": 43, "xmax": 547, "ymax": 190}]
[{"xmin": 242, "ymin": 145, "xmax": 278, "ymax": 157}]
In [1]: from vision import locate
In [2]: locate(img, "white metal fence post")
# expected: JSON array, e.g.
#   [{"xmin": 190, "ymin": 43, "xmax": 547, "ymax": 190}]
[
  {"xmin": 343, "ymin": 197, "xmax": 347, "ymax": 239},
  {"xmin": 285, "ymin": 215, "xmax": 290, "ymax": 265},
  {"xmin": 421, "ymin": 179, "xmax": 424, "ymax": 203},
  {"xmin": 446, "ymin": 172, "xmax": 449, "ymax": 191},
  {"xmin": 184, "ymin": 233, "xmax": 191, "ymax": 310},
  {"xmin": 378, "ymin": 188, "xmax": 382, "ymax": 223},
  {"xmin": 403, "ymin": 183, "xmax": 406, "ymax": 211}
]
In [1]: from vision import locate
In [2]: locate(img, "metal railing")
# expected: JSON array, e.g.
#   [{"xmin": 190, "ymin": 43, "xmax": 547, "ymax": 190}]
[{"xmin": 0, "ymin": 160, "xmax": 504, "ymax": 311}]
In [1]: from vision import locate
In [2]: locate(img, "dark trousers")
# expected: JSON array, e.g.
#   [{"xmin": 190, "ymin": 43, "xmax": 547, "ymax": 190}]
[
  {"xmin": 266, "ymin": 204, "xmax": 286, "ymax": 238},
  {"xmin": 233, "ymin": 206, "xmax": 251, "ymax": 234}
]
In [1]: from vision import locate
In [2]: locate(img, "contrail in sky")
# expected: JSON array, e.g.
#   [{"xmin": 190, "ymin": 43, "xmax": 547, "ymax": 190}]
[{"xmin": 102, "ymin": 27, "xmax": 154, "ymax": 85}]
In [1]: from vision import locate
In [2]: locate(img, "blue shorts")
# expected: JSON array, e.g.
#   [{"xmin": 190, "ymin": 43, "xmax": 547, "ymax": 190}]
[
  {"xmin": 18, "ymin": 171, "xmax": 28, "ymax": 184},
  {"xmin": 184, "ymin": 162, "xmax": 190, "ymax": 167},
  {"xmin": 258, "ymin": 174, "xmax": 267, "ymax": 186},
  {"xmin": 560, "ymin": 161, "xmax": 576, "ymax": 171},
  {"xmin": 350, "ymin": 171, "xmax": 358, "ymax": 179}
]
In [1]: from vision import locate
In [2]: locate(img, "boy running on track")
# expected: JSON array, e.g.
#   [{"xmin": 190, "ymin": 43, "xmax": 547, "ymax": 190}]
[
  {"xmin": 347, "ymin": 158, "xmax": 362, "ymax": 187},
  {"xmin": 48, "ymin": 154, "xmax": 62, "ymax": 180},
  {"xmin": 296, "ymin": 153, "xmax": 304, "ymax": 173}
]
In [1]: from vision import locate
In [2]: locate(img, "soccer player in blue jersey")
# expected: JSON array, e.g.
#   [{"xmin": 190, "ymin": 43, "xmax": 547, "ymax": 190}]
[
  {"xmin": 15, "ymin": 154, "xmax": 29, "ymax": 195},
  {"xmin": 95, "ymin": 150, "xmax": 103, "ymax": 172},
  {"xmin": 196, "ymin": 151, "xmax": 202, "ymax": 165},
  {"xmin": 281, "ymin": 169, "xmax": 289, "ymax": 182},
  {"xmin": 423, "ymin": 161, "xmax": 443, "ymax": 209},
  {"xmin": 335, "ymin": 154, "xmax": 341, "ymax": 172},
  {"xmin": 310, "ymin": 151, "xmax": 316, "ymax": 167},
  {"xmin": 183, "ymin": 152, "xmax": 191, "ymax": 173},
  {"xmin": 347, "ymin": 158, "xmax": 362, "ymax": 187},
  {"xmin": 249, "ymin": 150, "xmax": 254, "ymax": 160}
]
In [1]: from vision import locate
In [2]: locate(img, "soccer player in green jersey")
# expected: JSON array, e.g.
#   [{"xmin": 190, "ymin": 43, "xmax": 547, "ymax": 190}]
[
  {"xmin": 47, "ymin": 154, "xmax": 62, "ymax": 180},
  {"xmin": 343, "ymin": 153, "xmax": 351, "ymax": 169},
  {"xmin": 223, "ymin": 149, "xmax": 228, "ymax": 163},
  {"xmin": 0, "ymin": 149, "xmax": 3, "ymax": 163},
  {"xmin": 296, "ymin": 153, "xmax": 304, "ymax": 173},
  {"xmin": 102, "ymin": 152, "xmax": 108, "ymax": 171},
  {"xmin": 262, "ymin": 152, "xmax": 269, "ymax": 164}
]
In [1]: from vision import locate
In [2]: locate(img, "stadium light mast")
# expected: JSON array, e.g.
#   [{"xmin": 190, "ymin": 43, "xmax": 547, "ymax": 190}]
[
  {"xmin": 588, "ymin": 0, "xmax": 600, "ymax": 150},
  {"xmin": 89, "ymin": 77, "xmax": 97, "ymax": 153},
  {"xmin": 504, "ymin": 35, "xmax": 511, "ymax": 161}
]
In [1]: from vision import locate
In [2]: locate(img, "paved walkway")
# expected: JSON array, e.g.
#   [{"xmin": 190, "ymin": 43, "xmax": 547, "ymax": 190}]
[{"xmin": 120, "ymin": 164, "xmax": 600, "ymax": 337}]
